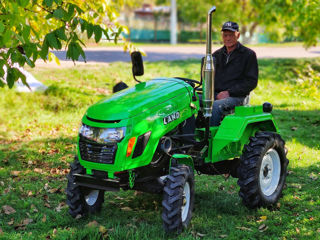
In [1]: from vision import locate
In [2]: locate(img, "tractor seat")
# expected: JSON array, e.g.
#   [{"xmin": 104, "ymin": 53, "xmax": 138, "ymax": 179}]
[
  {"xmin": 198, "ymin": 94, "xmax": 250, "ymax": 109},
  {"xmin": 221, "ymin": 95, "xmax": 250, "ymax": 116}
]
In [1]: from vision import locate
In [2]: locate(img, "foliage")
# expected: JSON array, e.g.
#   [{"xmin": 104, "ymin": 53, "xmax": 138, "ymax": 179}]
[
  {"xmin": 158, "ymin": 0, "xmax": 320, "ymax": 45},
  {"xmin": 0, "ymin": 0, "xmax": 131, "ymax": 89},
  {"xmin": 0, "ymin": 58, "xmax": 320, "ymax": 239}
]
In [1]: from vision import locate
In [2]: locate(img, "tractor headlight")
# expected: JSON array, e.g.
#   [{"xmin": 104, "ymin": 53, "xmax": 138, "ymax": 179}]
[{"xmin": 79, "ymin": 124, "xmax": 126, "ymax": 143}]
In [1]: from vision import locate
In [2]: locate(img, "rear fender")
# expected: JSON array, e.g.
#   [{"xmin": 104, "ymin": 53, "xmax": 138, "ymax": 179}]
[
  {"xmin": 209, "ymin": 105, "xmax": 279, "ymax": 163},
  {"xmin": 170, "ymin": 154, "xmax": 194, "ymax": 171}
]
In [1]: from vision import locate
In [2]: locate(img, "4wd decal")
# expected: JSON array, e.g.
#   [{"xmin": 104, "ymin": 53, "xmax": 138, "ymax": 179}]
[{"xmin": 163, "ymin": 111, "xmax": 180, "ymax": 125}]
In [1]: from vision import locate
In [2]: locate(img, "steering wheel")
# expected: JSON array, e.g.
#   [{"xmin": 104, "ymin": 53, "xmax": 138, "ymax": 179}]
[{"xmin": 174, "ymin": 77, "xmax": 201, "ymax": 86}]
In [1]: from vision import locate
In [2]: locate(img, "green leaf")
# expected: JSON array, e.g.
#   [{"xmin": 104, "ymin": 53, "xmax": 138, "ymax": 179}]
[
  {"xmin": 53, "ymin": 8, "xmax": 65, "ymax": 20},
  {"xmin": 66, "ymin": 4, "xmax": 75, "ymax": 21},
  {"xmin": 55, "ymin": 27, "xmax": 67, "ymax": 41},
  {"xmin": 74, "ymin": 5, "xmax": 84, "ymax": 14},
  {"xmin": 66, "ymin": 42, "xmax": 80, "ymax": 61},
  {"xmin": 7, "ymin": 68, "xmax": 16, "ymax": 89},
  {"xmin": 45, "ymin": 13, "xmax": 54, "ymax": 19},
  {"xmin": 93, "ymin": 25, "xmax": 102, "ymax": 43},
  {"xmin": 24, "ymin": 55, "xmax": 35, "ymax": 67},
  {"xmin": 87, "ymin": 24, "xmax": 94, "ymax": 39},
  {"xmin": 71, "ymin": 18, "xmax": 78, "ymax": 30},
  {"xmin": 47, "ymin": 32, "xmax": 60, "ymax": 49},
  {"xmin": 40, "ymin": 40, "xmax": 49, "ymax": 60},
  {"xmin": 53, "ymin": 0, "xmax": 62, "ymax": 4},
  {"xmin": 22, "ymin": 25, "xmax": 30, "ymax": 42},
  {"xmin": 80, "ymin": 19, "xmax": 87, "ymax": 33},
  {"xmin": 44, "ymin": 0, "xmax": 53, "ymax": 7},
  {"xmin": 75, "ymin": 42, "xmax": 86, "ymax": 61},
  {"xmin": 17, "ymin": 0, "xmax": 29, "ymax": 8}
]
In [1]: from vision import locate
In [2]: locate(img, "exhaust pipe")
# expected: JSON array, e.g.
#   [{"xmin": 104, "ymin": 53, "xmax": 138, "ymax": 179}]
[{"xmin": 202, "ymin": 6, "xmax": 216, "ymax": 118}]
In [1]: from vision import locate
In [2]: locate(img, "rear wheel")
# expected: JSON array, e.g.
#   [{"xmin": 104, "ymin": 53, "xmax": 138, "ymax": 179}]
[
  {"xmin": 237, "ymin": 132, "xmax": 288, "ymax": 208},
  {"xmin": 66, "ymin": 156, "xmax": 104, "ymax": 217},
  {"xmin": 162, "ymin": 165, "xmax": 195, "ymax": 234}
]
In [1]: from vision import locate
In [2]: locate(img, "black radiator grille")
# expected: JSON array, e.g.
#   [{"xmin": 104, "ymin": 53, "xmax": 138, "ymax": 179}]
[{"xmin": 79, "ymin": 137, "xmax": 117, "ymax": 164}]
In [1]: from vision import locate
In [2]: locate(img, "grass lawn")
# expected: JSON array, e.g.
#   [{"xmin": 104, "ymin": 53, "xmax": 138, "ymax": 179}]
[{"xmin": 0, "ymin": 58, "xmax": 319, "ymax": 239}]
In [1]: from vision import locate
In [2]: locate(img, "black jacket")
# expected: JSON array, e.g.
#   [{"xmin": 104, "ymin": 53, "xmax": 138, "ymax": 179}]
[{"xmin": 212, "ymin": 42, "xmax": 258, "ymax": 97}]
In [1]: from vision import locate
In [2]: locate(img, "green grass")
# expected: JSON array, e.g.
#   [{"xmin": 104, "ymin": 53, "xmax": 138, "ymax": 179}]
[{"xmin": 0, "ymin": 58, "xmax": 320, "ymax": 239}]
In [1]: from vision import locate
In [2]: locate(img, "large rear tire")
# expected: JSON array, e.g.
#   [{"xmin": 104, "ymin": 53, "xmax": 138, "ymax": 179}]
[
  {"xmin": 66, "ymin": 156, "xmax": 104, "ymax": 217},
  {"xmin": 162, "ymin": 165, "xmax": 195, "ymax": 234},
  {"xmin": 237, "ymin": 132, "xmax": 288, "ymax": 208}
]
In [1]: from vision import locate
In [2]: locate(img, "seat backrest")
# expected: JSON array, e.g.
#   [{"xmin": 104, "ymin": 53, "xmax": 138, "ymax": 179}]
[{"xmin": 243, "ymin": 95, "xmax": 250, "ymax": 105}]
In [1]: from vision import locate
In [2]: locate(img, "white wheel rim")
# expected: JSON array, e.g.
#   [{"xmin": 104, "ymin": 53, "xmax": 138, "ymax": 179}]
[
  {"xmin": 181, "ymin": 182, "xmax": 191, "ymax": 222},
  {"xmin": 85, "ymin": 190, "xmax": 99, "ymax": 206},
  {"xmin": 259, "ymin": 149, "xmax": 281, "ymax": 196}
]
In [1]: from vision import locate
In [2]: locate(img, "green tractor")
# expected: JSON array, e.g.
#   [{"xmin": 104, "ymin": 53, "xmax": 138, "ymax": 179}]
[{"xmin": 66, "ymin": 6, "xmax": 288, "ymax": 233}]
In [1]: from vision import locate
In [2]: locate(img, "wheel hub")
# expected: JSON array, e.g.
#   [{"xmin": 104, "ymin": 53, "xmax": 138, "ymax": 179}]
[
  {"xmin": 259, "ymin": 149, "xmax": 281, "ymax": 196},
  {"xmin": 181, "ymin": 182, "xmax": 190, "ymax": 222}
]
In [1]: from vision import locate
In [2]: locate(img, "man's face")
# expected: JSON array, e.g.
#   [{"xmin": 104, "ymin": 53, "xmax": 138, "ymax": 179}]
[{"xmin": 222, "ymin": 30, "xmax": 240, "ymax": 48}]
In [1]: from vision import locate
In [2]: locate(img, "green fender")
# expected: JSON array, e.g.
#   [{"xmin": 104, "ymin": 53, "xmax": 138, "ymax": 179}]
[
  {"xmin": 208, "ymin": 105, "xmax": 279, "ymax": 163},
  {"xmin": 170, "ymin": 154, "xmax": 194, "ymax": 171}
]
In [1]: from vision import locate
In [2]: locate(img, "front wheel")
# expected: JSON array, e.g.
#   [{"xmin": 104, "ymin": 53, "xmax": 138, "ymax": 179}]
[
  {"xmin": 237, "ymin": 132, "xmax": 289, "ymax": 208},
  {"xmin": 161, "ymin": 165, "xmax": 195, "ymax": 234},
  {"xmin": 66, "ymin": 156, "xmax": 104, "ymax": 217}
]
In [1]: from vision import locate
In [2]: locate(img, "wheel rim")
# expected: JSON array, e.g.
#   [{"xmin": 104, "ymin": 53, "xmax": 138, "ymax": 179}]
[
  {"xmin": 85, "ymin": 190, "xmax": 99, "ymax": 206},
  {"xmin": 181, "ymin": 182, "xmax": 190, "ymax": 222},
  {"xmin": 259, "ymin": 149, "xmax": 281, "ymax": 196}
]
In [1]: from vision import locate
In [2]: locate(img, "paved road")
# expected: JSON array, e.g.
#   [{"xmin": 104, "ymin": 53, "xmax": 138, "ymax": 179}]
[{"xmin": 36, "ymin": 45, "xmax": 320, "ymax": 67}]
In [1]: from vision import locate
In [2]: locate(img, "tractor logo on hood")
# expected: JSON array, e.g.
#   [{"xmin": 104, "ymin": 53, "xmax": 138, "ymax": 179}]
[{"xmin": 163, "ymin": 111, "xmax": 180, "ymax": 125}]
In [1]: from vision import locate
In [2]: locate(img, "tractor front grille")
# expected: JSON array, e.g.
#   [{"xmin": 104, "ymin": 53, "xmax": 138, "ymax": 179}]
[{"xmin": 79, "ymin": 137, "xmax": 117, "ymax": 164}]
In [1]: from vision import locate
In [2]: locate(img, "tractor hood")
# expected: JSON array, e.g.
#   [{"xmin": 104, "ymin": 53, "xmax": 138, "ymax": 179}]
[{"xmin": 85, "ymin": 78, "xmax": 191, "ymax": 121}]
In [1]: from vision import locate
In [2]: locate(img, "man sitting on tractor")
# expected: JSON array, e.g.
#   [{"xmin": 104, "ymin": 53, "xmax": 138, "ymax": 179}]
[{"xmin": 211, "ymin": 21, "xmax": 258, "ymax": 126}]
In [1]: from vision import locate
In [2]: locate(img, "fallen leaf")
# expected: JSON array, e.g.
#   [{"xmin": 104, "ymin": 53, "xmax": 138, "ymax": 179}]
[
  {"xmin": 55, "ymin": 202, "xmax": 66, "ymax": 212},
  {"xmin": 220, "ymin": 235, "xmax": 228, "ymax": 238},
  {"xmin": 86, "ymin": 221, "xmax": 99, "ymax": 228},
  {"xmin": 99, "ymin": 225, "xmax": 107, "ymax": 234},
  {"xmin": 42, "ymin": 215, "xmax": 47, "ymax": 223},
  {"xmin": 22, "ymin": 218, "xmax": 33, "ymax": 226},
  {"xmin": 2, "ymin": 205, "xmax": 16, "ymax": 215},
  {"xmin": 44, "ymin": 203, "xmax": 51, "ymax": 208},
  {"xmin": 309, "ymin": 217, "xmax": 314, "ymax": 221},
  {"xmin": 291, "ymin": 127, "xmax": 298, "ymax": 131},
  {"xmin": 121, "ymin": 207, "xmax": 132, "ymax": 211},
  {"xmin": 259, "ymin": 224, "xmax": 268, "ymax": 232},
  {"xmin": 28, "ymin": 191, "xmax": 34, "ymax": 197},
  {"xmin": 49, "ymin": 188, "xmax": 61, "ymax": 194},
  {"xmin": 8, "ymin": 219, "xmax": 14, "ymax": 225},
  {"xmin": 236, "ymin": 226, "xmax": 252, "ymax": 231},
  {"xmin": 0, "ymin": 228, "xmax": 3, "ymax": 235},
  {"xmin": 53, "ymin": 228, "xmax": 57, "ymax": 235},
  {"xmin": 197, "ymin": 232, "xmax": 206, "ymax": 237},
  {"xmin": 28, "ymin": 161, "xmax": 33, "ymax": 165},
  {"xmin": 277, "ymin": 202, "xmax": 281, "ymax": 208},
  {"xmin": 0, "ymin": 181, "xmax": 4, "ymax": 186},
  {"xmin": 10, "ymin": 171, "xmax": 21, "ymax": 177},
  {"xmin": 31, "ymin": 204, "xmax": 38, "ymax": 213},
  {"xmin": 260, "ymin": 216, "xmax": 267, "ymax": 221},
  {"xmin": 34, "ymin": 168, "xmax": 43, "ymax": 174},
  {"xmin": 75, "ymin": 214, "xmax": 82, "ymax": 219},
  {"xmin": 293, "ymin": 196, "xmax": 301, "ymax": 200},
  {"xmin": 296, "ymin": 227, "xmax": 300, "ymax": 234},
  {"xmin": 309, "ymin": 173, "xmax": 318, "ymax": 181}
]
